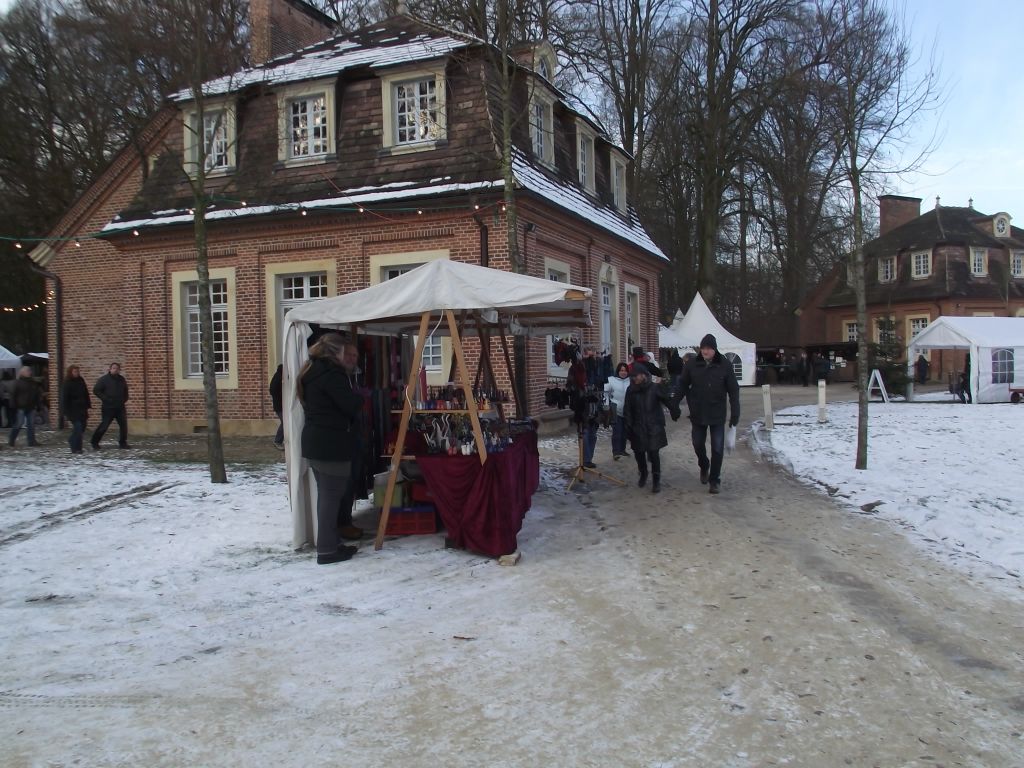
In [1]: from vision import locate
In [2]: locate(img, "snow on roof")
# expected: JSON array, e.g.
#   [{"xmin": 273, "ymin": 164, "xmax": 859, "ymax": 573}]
[
  {"xmin": 172, "ymin": 34, "xmax": 472, "ymax": 101},
  {"xmin": 102, "ymin": 178, "xmax": 503, "ymax": 234},
  {"xmin": 510, "ymin": 150, "xmax": 665, "ymax": 260}
]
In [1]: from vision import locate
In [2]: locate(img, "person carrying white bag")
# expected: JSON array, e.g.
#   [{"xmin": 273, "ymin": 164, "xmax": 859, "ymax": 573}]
[{"xmin": 677, "ymin": 333, "xmax": 740, "ymax": 495}]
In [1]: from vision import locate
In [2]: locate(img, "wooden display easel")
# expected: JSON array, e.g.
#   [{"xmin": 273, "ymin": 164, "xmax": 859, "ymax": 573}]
[
  {"xmin": 566, "ymin": 423, "xmax": 625, "ymax": 491},
  {"xmin": 374, "ymin": 309, "xmax": 491, "ymax": 550}
]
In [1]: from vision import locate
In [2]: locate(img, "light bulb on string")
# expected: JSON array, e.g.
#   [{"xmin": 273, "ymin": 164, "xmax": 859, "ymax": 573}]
[
  {"xmin": 132, "ymin": 229, "xmax": 140, "ymax": 237},
  {"xmin": 14, "ymin": 242, "xmax": 22, "ymax": 249}
]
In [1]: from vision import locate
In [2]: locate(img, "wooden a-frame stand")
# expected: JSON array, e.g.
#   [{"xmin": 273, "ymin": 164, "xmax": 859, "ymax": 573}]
[
  {"xmin": 374, "ymin": 309, "xmax": 494, "ymax": 551},
  {"xmin": 566, "ymin": 422, "xmax": 624, "ymax": 491}
]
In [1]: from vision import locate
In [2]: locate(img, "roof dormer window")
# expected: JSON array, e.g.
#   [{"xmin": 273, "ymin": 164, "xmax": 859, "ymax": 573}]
[
  {"xmin": 576, "ymin": 122, "xmax": 596, "ymax": 194},
  {"xmin": 610, "ymin": 154, "xmax": 627, "ymax": 214},
  {"xmin": 183, "ymin": 99, "xmax": 236, "ymax": 178},
  {"xmin": 533, "ymin": 41, "xmax": 557, "ymax": 82},
  {"xmin": 994, "ymin": 214, "xmax": 1010, "ymax": 237},
  {"xmin": 276, "ymin": 79, "xmax": 336, "ymax": 166}
]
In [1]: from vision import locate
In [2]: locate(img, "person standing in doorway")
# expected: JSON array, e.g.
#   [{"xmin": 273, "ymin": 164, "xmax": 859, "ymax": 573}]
[
  {"xmin": 958, "ymin": 353, "xmax": 972, "ymax": 404},
  {"xmin": 298, "ymin": 334, "xmax": 363, "ymax": 565},
  {"xmin": 62, "ymin": 365, "xmax": 91, "ymax": 454},
  {"xmin": 915, "ymin": 354, "xmax": 929, "ymax": 385},
  {"xmin": 678, "ymin": 334, "xmax": 740, "ymax": 495},
  {"xmin": 269, "ymin": 364, "xmax": 284, "ymax": 450},
  {"xmin": 8, "ymin": 366, "xmax": 42, "ymax": 447},
  {"xmin": 91, "ymin": 363, "xmax": 130, "ymax": 450}
]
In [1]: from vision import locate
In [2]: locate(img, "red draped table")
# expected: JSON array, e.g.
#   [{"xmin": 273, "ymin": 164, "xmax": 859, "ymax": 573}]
[{"xmin": 414, "ymin": 431, "xmax": 539, "ymax": 557}]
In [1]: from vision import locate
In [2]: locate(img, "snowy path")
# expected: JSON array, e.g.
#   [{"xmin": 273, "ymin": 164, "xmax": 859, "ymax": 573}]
[{"xmin": 1, "ymin": 417, "xmax": 1022, "ymax": 767}]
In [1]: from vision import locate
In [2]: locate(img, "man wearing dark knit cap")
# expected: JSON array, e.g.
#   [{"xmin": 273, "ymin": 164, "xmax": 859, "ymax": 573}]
[{"xmin": 677, "ymin": 333, "xmax": 740, "ymax": 494}]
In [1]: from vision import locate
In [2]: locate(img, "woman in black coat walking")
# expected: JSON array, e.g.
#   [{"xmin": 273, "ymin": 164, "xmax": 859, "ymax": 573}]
[
  {"xmin": 622, "ymin": 364, "xmax": 680, "ymax": 493},
  {"xmin": 62, "ymin": 365, "xmax": 91, "ymax": 454},
  {"xmin": 298, "ymin": 333, "xmax": 364, "ymax": 565}
]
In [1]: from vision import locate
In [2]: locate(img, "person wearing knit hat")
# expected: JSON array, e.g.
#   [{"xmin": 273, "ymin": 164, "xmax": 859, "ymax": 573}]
[
  {"xmin": 622, "ymin": 362, "xmax": 680, "ymax": 493},
  {"xmin": 677, "ymin": 332, "xmax": 740, "ymax": 494}
]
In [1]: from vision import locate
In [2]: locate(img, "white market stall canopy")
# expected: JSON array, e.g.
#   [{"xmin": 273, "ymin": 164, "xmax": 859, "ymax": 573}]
[
  {"xmin": 658, "ymin": 293, "xmax": 756, "ymax": 386},
  {"xmin": 0, "ymin": 344, "xmax": 21, "ymax": 369},
  {"xmin": 281, "ymin": 259, "xmax": 593, "ymax": 550},
  {"xmin": 908, "ymin": 316, "xmax": 1024, "ymax": 404}
]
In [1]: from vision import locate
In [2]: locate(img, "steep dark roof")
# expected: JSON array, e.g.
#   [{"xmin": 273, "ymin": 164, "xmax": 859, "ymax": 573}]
[
  {"xmin": 821, "ymin": 206, "xmax": 1024, "ymax": 308},
  {"xmin": 865, "ymin": 206, "xmax": 1024, "ymax": 257}
]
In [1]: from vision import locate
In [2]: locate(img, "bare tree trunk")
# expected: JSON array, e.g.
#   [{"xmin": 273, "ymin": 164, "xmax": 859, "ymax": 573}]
[{"xmin": 848, "ymin": 154, "xmax": 869, "ymax": 470}]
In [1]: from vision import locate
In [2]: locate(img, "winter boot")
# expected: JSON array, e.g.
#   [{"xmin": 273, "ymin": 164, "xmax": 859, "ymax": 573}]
[
  {"xmin": 637, "ymin": 469, "xmax": 647, "ymax": 488},
  {"xmin": 651, "ymin": 474, "xmax": 661, "ymax": 494}
]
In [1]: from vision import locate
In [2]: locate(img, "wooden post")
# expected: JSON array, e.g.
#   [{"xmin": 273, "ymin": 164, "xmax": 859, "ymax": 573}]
[
  {"xmin": 447, "ymin": 309, "xmax": 488, "ymax": 463},
  {"xmin": 375, "ymin": 311, "xmax": 430, "ymax": 551},
  {"xmin": 817, "ymin": 379, "xmax": 827, "ymax": 423},
  {"xmin": 496, "ymin": 321, "xmax": 523, "ymax": 417},
  {"xmin": 761, "ymin": 384, "xmax": 773, "ymax": 430}
]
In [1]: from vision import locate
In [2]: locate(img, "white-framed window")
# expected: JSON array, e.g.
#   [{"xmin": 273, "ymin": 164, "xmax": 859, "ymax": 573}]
[
  {"xmin": 171, "ymin": 267, "xmax": 238, "ymax": 391},
  {"xmin": 380, "ymin": 66, "xmax": 447, "ymax": 153},
  {"xmin": 383, "ymin": 265, "xmax": 442, "ymax": 369},
  {"xmin": 276, "ymin": 272, "xmax": 328, "ymax": 359},
  {"xmin": 577, "ymin": 123, "xmax": 596, "ymax": 193},
  {"xmin": 276, "ymin": 80, "xmax": 335, "ymax": 165},
  {"xmin": 992, "ymin": 348, "xmax": 1014, "ymax": 384},
  {"xmin": 546, "ymin": 258, "xmax": 572, "ymax": 377},
  {"xmin": 611, "ymin": 155, "xmax": 627, "ymax": 213},
  {"xmin": 877, "ymin": 256, "xmax": 895, "ymax": 283},
  {"xmin": 625, "ymin": 285, "xmax": 640, "ymax": 350},
  {"xmin": 912, "ymin": 251, "xmax": 931, "ymax": 279},
  {"xmin": 183, "ymin": 101, "xmax": 236, "ymax": 177},
  {"xmin": 600, "ymin": 282, "xmax": 613, "ymax": 352},
  {"xmin": 1012, "ymin": 252, "xmax": 1024, "ymax": 278},
  {"xmin": 530, "ymin": 93, "xmax": 554, "ymax": 166},
  {"xmin": 265, "ymin": 260, "xmax": 336, "ymax": 371},
  {"xmin": 971, "ymin": 248, "xmax": 988, "ymax": 276},
  {"xmin": 184, "ymin": 280, "xmax": 230, "ymax": 377},
  {"xmin": 724, "ymin": 352, "xmax": 742, "ymax": 381},
  {"xmin": 874, "ymin": 316, "xmax": 896, "ymax": 345},
  {"xmin": 394, "ymin": 77, "xmax": 439, "ymax": 145},
  {"xmin": 907, "ymin": 316, "xmax": 929, "ymax": 341},
  {"xmin": 844, "ymin": 320, "xmax": 858, "ymax": 343}
]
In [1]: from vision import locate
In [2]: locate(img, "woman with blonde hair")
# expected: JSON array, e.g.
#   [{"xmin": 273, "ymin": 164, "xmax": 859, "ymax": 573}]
[
  {"xmin": 298, "ymin": 333, "xmax": 364, "ymax": 564},
  {"xmin": 62, "ymin": 365, "xmax": 91, "ymax": 454}
]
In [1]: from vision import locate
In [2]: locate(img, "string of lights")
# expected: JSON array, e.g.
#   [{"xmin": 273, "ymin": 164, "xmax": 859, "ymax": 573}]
[
  {"xmin": 0, "ymin": 193, "xmax": 507, "ymax": 250},
  {"xmin": 0, "ymin": 290, "xmax": 56, "ymax": 314}
]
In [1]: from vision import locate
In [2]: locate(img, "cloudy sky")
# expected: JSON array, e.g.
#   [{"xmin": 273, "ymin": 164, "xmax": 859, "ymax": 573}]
[{"xmin": 0, "ymin": 0, "xmax": 1018, "ymax": 220}]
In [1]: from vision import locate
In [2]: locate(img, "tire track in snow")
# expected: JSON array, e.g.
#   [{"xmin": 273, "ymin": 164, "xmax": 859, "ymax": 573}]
[{"xmin": 0, "ymin": 482, "xmax": 179, "ymax": 549}]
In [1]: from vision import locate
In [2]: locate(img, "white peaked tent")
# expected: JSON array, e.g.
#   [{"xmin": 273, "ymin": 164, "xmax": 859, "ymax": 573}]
[
  {"xmin": 658, "ymin": 293, "xmax": 756, "ymax": 385},
  {"xmin": 0, "ymin": 344, "xmax": 21, "ymax": 370},
  {"xmin": 907, "ymin": 316, "xmax": 1024, "ymax": 404},
  {"xmin": 281, "ymin": 259, "xmax": 592, "ymax": 549}
]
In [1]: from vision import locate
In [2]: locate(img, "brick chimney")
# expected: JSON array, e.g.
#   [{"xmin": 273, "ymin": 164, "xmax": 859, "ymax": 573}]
[
  {"xmin": 878, "ymin": 194, "xmax": 922, "ymax": 236},
  {"xmin": 250, "ymin": 0, "xmax": 336, "ymax": 66}
]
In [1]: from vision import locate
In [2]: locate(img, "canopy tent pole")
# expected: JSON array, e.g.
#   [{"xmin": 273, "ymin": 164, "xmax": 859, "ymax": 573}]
[
  {"xmin": 374, "ymin": 311, "xmax": 430, "ymax": 551},
  {"xmin": 447, "ymin": 309, "xmax": 488, "ymax": 464},
  {"xmin": 496, "ymin": 320, "xmax": 523, "ymax": 416}
]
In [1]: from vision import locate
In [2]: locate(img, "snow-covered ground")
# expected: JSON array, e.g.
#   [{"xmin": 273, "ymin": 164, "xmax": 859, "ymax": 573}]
[
  {"xmin": 2, "ymin": 402, "xmax": 1023, "ymax": 765},
  {"xmin": 756, "ymin": 397, "xmax": 1024, "ymax": 586}
]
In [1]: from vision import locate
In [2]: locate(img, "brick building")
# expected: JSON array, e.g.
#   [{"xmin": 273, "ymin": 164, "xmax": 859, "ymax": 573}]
[
  {"xmin": 31, "ymin": 6, "xmax": 666, "ymax": 435},
  {"xmin": 799, "ymin": 195, "xmax": 1024, "ymax": 383}
]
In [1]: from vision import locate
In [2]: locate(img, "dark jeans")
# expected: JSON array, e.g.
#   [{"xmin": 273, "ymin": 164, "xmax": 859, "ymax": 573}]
[
  {"xmin": 582, "ymin": 423, "xmax": 598, "ymax": 464},
  {"xmin": 92, "ymin": 406, "xmax": 127, "ymax": 447},
  {"xmin": 68, "ymin": 417, "xmax": 87, "ymax": 452},
  {"xmin": 311, "ymin": 463, "xmax": 352, "ymax": 555},
  {"xmin": 8, "ymin": 407, "xmax": 36, "ymax": 446},
  {"xmin": 273, "ymin": 410, "xmax": 284, "ymax": 445},
  {"xmin": 611, "ymin": 415, "xmax": 627, "ymax": 456},
  {"xmin": 691, "ymin": 422, "xmax": 725, "ymax": 483},
  {"xmin": 337, "ymin": 444, "xmax": 363, "ymax": 528},
  {"xmin": 634, "ymin": 448, "xmax": 661, "ymax": 478}
]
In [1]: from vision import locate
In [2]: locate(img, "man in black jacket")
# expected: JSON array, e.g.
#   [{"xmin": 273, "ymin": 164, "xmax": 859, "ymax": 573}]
[
  {"xmin": 269, "ymin": 364, "xmax": 284, "ymax": 449},
  {"xmin": 678, "ymin": 334, "xmax": 740, "ymax": 495},
  {"xmin": 8, "ymin": 366, "xmax": 42, "ymax": 447},
  {"xmin": 91, "ymin": 362, "xmax": 130, "ymax": 449}
]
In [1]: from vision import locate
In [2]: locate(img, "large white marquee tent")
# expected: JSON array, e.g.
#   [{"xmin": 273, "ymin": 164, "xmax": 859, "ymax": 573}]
[
  {"xmin": 658, "ymin": 293, "xmax": 756, "ymax": 386},
  {"xmin": 908, "ymin": 316, "xmax": 1024, "ymax": 404}
]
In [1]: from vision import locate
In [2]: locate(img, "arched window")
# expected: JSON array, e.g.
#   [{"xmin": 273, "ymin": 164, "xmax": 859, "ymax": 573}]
[
  {"xmin": 992, "ymin": 348, "xmax": 1014, "ymax": 384},
  {"xmin": 725, "ymin": 352, "xmax": 742, "ymax": 381}
]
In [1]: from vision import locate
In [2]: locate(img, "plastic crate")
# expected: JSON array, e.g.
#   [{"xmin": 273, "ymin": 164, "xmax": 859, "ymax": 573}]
[
  {"xmin": 409, "ymin": 482, "xmax": 434, "ymax": 503},
  {"xmin": 385, "ymin": 505, "xmax": 437, "ymax": 535}
]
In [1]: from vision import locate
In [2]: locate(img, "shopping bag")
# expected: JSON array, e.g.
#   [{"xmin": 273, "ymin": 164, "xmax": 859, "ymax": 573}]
[{"xmin": 724, "ymin": 425, "xmax": 737, "ymax": 453}]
